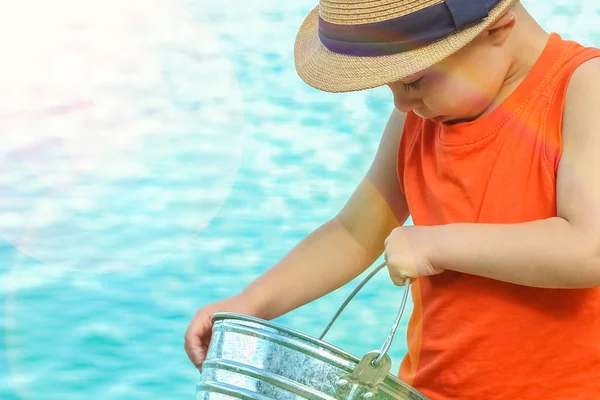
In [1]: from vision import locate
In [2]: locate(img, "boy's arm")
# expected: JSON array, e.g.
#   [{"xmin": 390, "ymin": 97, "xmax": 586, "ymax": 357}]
[
  {"xmin": 243, "ymin": 109, "xmax": 409, "ymax": 320},
  {"xmin": 394, "ymin": 58, "xmax": 600, "ymax": 289},
  {"xmin": 364, "ymin": 109, "xmax": 410, "ymax": 227}
]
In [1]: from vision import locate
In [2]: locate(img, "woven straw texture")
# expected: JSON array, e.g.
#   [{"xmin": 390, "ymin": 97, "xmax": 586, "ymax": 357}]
[
  {"xmin": 294, "ymin": 0, "xmax": 520, "ymax": 93},
  {"xmin": 320, "ymin": 0, "xmax": 443, "ymax": 24}
]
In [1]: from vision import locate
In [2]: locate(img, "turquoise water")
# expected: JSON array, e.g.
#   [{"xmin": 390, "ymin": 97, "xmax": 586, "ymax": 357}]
[{"xmin": 0, "ymin": 1, "xmax": 598, "ymax": 399}]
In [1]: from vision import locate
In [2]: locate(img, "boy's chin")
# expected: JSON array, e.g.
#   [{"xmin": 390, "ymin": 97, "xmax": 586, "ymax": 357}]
[
  {"xmin": 430, "ymin": 115, "xmax": 447, "ymax": 123},
  {"xmin": 415, "ymin": 110, "xmax": 446, "ymax": 123}
]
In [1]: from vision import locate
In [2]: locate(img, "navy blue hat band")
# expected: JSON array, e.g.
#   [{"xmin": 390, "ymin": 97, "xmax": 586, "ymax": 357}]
[{"xmin": 318, "ymin": 0, "xmax": 502, "ymax": 57}]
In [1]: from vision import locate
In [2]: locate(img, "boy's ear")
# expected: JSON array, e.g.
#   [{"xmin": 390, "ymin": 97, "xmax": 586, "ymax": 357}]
[{"xmin": 485, "ymin": 12, "xmax": 517, "ymax": 44}]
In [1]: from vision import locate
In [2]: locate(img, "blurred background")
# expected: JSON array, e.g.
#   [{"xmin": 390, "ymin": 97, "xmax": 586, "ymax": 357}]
[{"xmin": 0, "ymin": 0, "xmax": 598, "ymax": 398}]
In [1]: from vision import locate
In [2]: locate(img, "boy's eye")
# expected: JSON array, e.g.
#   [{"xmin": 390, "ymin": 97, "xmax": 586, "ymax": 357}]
[{"xmin": 403, "ymin": 77, "xmax": 424, "ymax": 91}]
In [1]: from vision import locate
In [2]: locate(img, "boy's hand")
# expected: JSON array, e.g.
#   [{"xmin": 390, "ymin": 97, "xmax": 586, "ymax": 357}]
[
  {"xmin": 184, "ymin": 294, "xmax": 253, "ymax": 371},
  {"xmin": 384, "ymin": 226, "xmax": 445, "ymax": 285},
  {"xmin": 184, "ymin": 305, "xmax": 215, "ymax": 371}
]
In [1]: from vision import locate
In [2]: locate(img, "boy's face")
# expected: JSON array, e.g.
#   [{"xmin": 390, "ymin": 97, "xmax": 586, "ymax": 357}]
[{"xmin": 387, "ymin": 34, "xmax": 513, "ymax": 125}]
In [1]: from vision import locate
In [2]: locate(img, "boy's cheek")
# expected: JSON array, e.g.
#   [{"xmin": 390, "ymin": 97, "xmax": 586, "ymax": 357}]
[{"xmin": 431, "ymin": 88, "xmax": 494, "ymax": 120}]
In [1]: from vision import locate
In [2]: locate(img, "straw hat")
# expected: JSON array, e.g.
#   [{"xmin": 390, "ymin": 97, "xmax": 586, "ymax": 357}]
[{"xmin": 294, "ymin": 0, "xmax": 520, "ymax": 93}]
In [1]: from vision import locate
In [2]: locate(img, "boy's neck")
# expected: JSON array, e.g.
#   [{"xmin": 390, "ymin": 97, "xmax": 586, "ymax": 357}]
[
  {"xmin": 495, "ymin": 5, "xmax": 551, "ymax": 109},
  {"xmin": 445, "ymin": 5, "xmax": 550, "ymax": 126}
]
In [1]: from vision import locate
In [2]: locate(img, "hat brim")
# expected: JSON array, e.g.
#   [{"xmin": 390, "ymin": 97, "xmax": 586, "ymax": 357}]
[{"xmin": 294, "ymin": 0, "xmax": 520, "ymax": 93}]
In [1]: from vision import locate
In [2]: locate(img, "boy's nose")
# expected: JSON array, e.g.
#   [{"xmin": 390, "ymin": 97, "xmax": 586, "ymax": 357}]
[
  {"xmin": 394, "ymin": 97, "xmax": 421, "ymax": 113},
  {"xmin": 394, "ymin": 92, "xmax": 421, "ymax": 113}
]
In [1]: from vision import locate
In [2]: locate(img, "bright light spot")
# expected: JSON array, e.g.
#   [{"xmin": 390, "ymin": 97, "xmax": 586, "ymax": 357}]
[{"xmin": 0, "ymin": 0, "xmax": 244, "ymax": 272}]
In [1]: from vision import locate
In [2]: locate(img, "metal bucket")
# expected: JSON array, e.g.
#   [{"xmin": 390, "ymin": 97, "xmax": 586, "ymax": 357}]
[{"xmin": 196, "ymin": 262, "xmax": 429, "ymax": 400}]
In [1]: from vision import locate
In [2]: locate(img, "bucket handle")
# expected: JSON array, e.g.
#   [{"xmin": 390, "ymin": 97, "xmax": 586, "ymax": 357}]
[{"xmin": 318, "ymin": 261, "xmax": 411, "ymax": 366}]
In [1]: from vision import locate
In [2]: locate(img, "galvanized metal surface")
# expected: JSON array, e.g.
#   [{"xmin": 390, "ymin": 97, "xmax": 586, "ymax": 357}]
[{"xmin": 196, "ymin": 263, "xmax": 429, "ymax": 399}]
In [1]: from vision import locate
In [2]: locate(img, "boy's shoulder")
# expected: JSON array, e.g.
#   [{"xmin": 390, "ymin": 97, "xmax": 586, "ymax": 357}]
[
  {"xmin": 563, "ymin": 56, "xmax": 600, "ymax": 136},
  {"xmin": 568, "ymin": 55, "xmax": 600, "ymax": 88},
  {"xmin": 554, "ymin": 55, "xmax": 600, "ymax": 245},
  {"xmin": 557, "ymin": 55, "xmax": 600, "ymax": 180}
]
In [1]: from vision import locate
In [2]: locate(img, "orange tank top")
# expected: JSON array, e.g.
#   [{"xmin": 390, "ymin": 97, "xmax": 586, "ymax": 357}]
[{"xmin": 396, "ymin": 33, "xmax": 600, "ymax": 400}]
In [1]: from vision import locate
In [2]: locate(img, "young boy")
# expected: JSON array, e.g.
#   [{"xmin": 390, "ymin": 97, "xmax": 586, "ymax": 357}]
[{"xmin": 185, "ymin": 1, "xmax": 600, "ymax": 398}]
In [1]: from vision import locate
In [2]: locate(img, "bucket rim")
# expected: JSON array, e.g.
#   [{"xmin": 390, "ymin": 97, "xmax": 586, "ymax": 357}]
[{"xmin": 211, "ymin": 312, "xmax": 414, "ymax": 391}]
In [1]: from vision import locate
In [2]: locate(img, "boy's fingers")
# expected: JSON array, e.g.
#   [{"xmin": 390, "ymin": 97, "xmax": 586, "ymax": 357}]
[
  {"xmin": 184, "ymin": 315, "xmax": 213, "ymax": 370},
  {"xmin": 184, "ymin": 333, "xmax": 207, "ymax": 370},
  {"xmin": 190, "ymin": 347, "xmax": 207, "ymax": 370}
]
